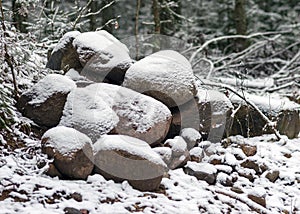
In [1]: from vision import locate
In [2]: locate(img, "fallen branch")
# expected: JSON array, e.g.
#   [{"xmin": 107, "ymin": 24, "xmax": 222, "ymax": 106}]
[
  {"xmin": 214, "ymin": 188, "xmax": 272, "ymax": 214},
  {"xmin": 188, "ymin": 31, "xmax": 290, "ymax": 65},
  {"xmin": 196, "ymin": 77, "xmax": 282, "ymax": 140}
]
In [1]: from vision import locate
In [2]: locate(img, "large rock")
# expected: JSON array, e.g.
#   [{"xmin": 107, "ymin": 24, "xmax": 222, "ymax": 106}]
[
  {"xmin": 170, "ymin": 89, "xmax": 233, "ymax": 142},
  {"xmin": 123, "ymin": 50, "xmax": 197, "ymax": 108},
  {"xmin": 46, "ymin": 31, "xmax": 82, "ymax": 71},
  {"xmin": 17, "ymin": 74, "xmax": 76, "ymax": 127},
  {"xmin": 229, "ymin": 93, "xmax": 300, "ymax": 138},
  {"xmin": 41, "ymin": 126, "xmax": 94, "ymax": 180},
  {"xmin": 59, "ymin": 83, "xmax": 172, "ymax": 145},
  {"xmin": 93, "ymin": 135, "xmax": 167, "ymax": 191},
  {"xmin": 73, "ymin": 31, "xmax": 133, "ymax": 84},
  {"xmin": 47, "ymin": 31, "xmax": 133, "ymax": 85}
]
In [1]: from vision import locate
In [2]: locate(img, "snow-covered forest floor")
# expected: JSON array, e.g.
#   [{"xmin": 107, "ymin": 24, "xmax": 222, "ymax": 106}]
[{"xmin": 1, "ymin": 131, "xmax": 300, "ymax": 213}]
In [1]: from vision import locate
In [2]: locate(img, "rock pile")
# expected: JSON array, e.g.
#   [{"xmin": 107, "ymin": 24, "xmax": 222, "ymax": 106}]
[{"xmin": 16, "ymin": 30, "xmax": 300, "ymax": 192}]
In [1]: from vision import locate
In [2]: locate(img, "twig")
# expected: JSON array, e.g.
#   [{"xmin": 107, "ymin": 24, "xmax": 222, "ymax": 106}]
[
  {"xmin": 0, "ymin": 0, "xmax": 19, "ymax": 98},
  {"xmin": 188, "ymin": 30, "xmax": 290, "ymax": 65},
  {"xmin": 214, "ymin": 188, "xmax": 272, "ymax": 214}
]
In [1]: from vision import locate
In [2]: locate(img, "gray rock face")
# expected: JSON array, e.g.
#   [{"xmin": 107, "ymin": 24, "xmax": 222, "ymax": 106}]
[
  {"xmin": 93, "ymin": 135, "xmax": 167, "ymax": 191},
  {"xmin": 46, "ymin": 31, "xmax": 82, "ymax": 71},
  {"xmin": 60, "ymin": 83, "xmax": 172, "ymax": 145},
  {"xmin": 170, "ymin": 89, "xmax": 233, "ymax": 142},
  {"xmin": 123, "ymin": 50, "xmax": 197, "ymax": 108},
  {"xmin": 17, "ymin": 74, "xmax": 76, "ymax": 127},
  {"xmin": 229, "ymin": 93, "xmax": 300, "ymax": 139},
  {"xmin": 41, "ymin": 126, "xmax": 94, "ymax": 180},
  {"xmin": 184, "ymin": 162, "xmax": 217, "ymax": 184}
]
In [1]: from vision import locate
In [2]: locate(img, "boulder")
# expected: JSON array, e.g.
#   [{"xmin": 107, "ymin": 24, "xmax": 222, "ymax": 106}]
[
  {"xmin": 59, "ymin": 83, "xmax": 172, "ymax": 145},
  {"xmin": 180, "ymin": 128, "xmax": 202, "ymax": 150},
  {"xmin": 229, "ymin": 93, "xmax": 300, "ymax": 138},
  {"xmin": 171, "ymin": 89, "xmax": 233, "ymax": 142},
  {"xmin": 46, "ymin": 31, "xmax": 82, "ymax": 71},
  {"xmin": 164, "ymin": 136, "xmax": 190, "ymax": 169},
  {"xmin": 73, "ymin": 31, "xmax": 133, "ymax": 85},
  {"xmin": 184, "ymin": 162, "xmax": 217, "ymax": 184},
  {"xmin": 189, "ymin": 147, "xmax": 205, "ymax": 162},
  {"xmin": 123, "ymin": 50, "xmax": 197, "ymax": 108},
  {"xmin": 41, "ymin": 126, "xmax": 94, "ymax": 180},
  {"xmin": 17, "ymin": 74, "xmax": 76, "ymax": 127},
  {"xmin": 93, "ymin": 135, "xmax": 167, "ymax": 191}
]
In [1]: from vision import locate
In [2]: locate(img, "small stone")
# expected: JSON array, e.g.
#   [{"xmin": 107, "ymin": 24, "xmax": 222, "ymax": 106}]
[
  {"xmin": 231, "ymin": 187, "xmax": 244, "ymax": 194},
  {"xmin": 248, "ymin": 194, "xmax": 266, "ymax": 207},
  {"xmin": 164, "ymin": 136, "xmax": 190, "ymax": 169},
  {"xmin": 70, "ymin": 192, "xmax": 82, "ymax": 202},
  {"xmin": 180, "ymin": 128, "xmax": 202, "ymax": 150},
  {"xmin": 241, "ymin": 159, "xmax": 260, "ymax": 174},
  {"xmin": 64, "ymin": 207, "xmax": 81, "ymax": 214},
  {"xmin": 216, "ymin": 172, "xmax": 234, "ymax": 186},
  {"xmin": 184, "ymin": 162, "xmax": 217, "ymax": 184},
  {"xmin": 240, "ymin": 144, "xmax": 257, "ymax": 156},
  {"xmin": 189, "ymin": 147, "xmax": 204, "ymax": 163},
  {"xmin": 265, "ymin": 170, "xmax": 280, "ymax": 183},
  {"xmin": 209, "ymin": 155, "xmax": 223, "ymax": 165}
]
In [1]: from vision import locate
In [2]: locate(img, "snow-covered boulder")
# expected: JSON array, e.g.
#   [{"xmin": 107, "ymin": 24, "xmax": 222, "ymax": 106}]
[
  {"xmin": 164, "ymin": 136, "xmax": 190, "ymax": 169},
  {"xmin": 180, "ymin": 128, "xmax": 202, "ymax": 150},
  {"xmin": 74, "ymin": 31, "xmax": 133, "ymax": 85},
  {"xmin": 93, "ymin": 135, "xmax": 167, "ymax": 191},
  {"xmin": 17, "ymin": 74, "xmax": 76, "ymax": 127},
  {"xmin": 60, "ymin": 83, "xmax": 172, "ymax": 145},
  {"xmin": 41, "ymin": 126, "xmax": 94, "ymax": 180},
  {"xmin": 229, "ymin": 93, "xmax": 300, "ymax": 138},
  {"xmin": 46, "ymin": 31, "xmax": 82, "ymax": 71},
  {"xmin": 122, "ymin": 50, "xmax": 197, "ymax": 108},
  {"xmin": 184, "ymin": 162, "xmax": 217, "ymax": 184},
  {"xmin": 47, "ymin": 30, "xmax": 133, "ymax": 85}
]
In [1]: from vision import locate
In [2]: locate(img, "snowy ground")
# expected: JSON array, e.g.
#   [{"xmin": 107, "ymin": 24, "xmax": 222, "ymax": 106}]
[{"xmin": 0, "ymin": 132, "xmax": 299, "ymax": 214}]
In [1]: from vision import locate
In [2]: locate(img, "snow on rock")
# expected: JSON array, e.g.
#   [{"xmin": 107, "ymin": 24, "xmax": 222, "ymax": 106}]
[
  {"xmin": 86, "ymin": 83, "xmax": 172, "ymax": 145},
  {"xmin": 47, "ymin": 31, "xmax": 82, "ymax": 71},
  {"xmin": 93, "ymin": 135, "xmax": 167, "ymax": 191},
  {"xmin": 123, "ymin": 50, "xmax": 197, "ymax": 107},
  {"xmin": 17, "ymin": 74, "xmax": 76, "ymax": 127},
  {"xmin": 180, "ymin": 128, "xmax": 202, "ymax": 150},
  {"xmin": 184, "ymin": 162, "xmax": 217, "ymax": 184},
  {"xmin": 189, "ymin": 147, "xmax": 205, "ymax": 162},
  {"xmin": 164, "ymin": 136, "xmax": 190, "ymax": 169},
  {"xmin": 60, "ymin": 83, "xmax": 171, "ymax": 144},
  {"xmin": 41, "ymin": 126, "xmax": 94, "ymax": 180},
  {"xmin": 59, "ymin": 87, "xmax": 119, "ymax": 142},
  {"xmin": 196, "ymin": 88, "xmax": 233, "ymax": 142},
  {"xmin": 73, "ymin": 31, "xmax": 133, "ymax": 85},
  {"xmin": 65, "ymin": 68, "xmax": 93, "ymax": 87},
  {"xmin": 229, "ymin": 92, "xmax": 300, "ymax": 138}
]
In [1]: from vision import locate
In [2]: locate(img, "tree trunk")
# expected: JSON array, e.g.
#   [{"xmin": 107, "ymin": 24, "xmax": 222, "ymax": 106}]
[
  {"xmin": 89, "ymin": 0, "xmax": 98, "ymax": 31},
  {"xmin": 12, "ymin": 0, "xmax": 27, "ymax": 33},
  {"xmin": 234, "ymin": 0, "xmax": 247, "ymax": 51},
  {"xmin": 152, "ymin": 0, "xmax": 160, "ymax": 34},
  {"xmin": 101, "ymin": 0, "xmax": 114, "ymax": 33}
]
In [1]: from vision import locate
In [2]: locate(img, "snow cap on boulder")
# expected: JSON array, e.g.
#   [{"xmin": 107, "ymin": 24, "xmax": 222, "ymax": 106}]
[{"xmin": 123, "ymin": 50, "xmax": 197, "ymax": 107}]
